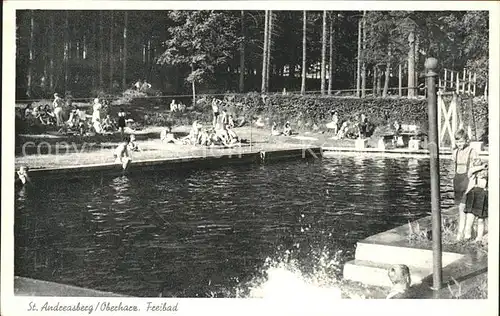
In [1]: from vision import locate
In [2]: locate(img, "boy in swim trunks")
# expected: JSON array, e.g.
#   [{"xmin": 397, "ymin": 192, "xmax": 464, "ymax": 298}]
[{"xmin": 212, "ymin": 99, "xmax": 221, "ymax": 127}]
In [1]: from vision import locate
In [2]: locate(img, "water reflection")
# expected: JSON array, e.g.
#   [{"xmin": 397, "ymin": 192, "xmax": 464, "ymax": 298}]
[
  {"xmin": 111, "ymin": 176, "xmax": 131, "ymax": 206},
  {"xmin": 15, "ymin": 157, "xmax": 454, "ymax": 297}
]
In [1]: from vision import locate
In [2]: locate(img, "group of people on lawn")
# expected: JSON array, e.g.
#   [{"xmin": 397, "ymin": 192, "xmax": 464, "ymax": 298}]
[
  {"xmin": 160, "ymin": 99, "xmax": 241, "ymax": 147},
  {"xmin": 326, "ymin": 111, "xmax": 371, "ymax": 139},
  {"xmin": 22, "ymin": 93, "xmax": 129, "ymax": 136}
]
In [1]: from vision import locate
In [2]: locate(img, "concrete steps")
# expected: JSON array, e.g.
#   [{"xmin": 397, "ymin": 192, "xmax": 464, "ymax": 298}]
[
  {"xmin": 343, "ymin": 260, "xmax": 431, "ymax": 287},
  {"xmin": 343, "ymin": 230, "xmax": 465, "ymax": 288},
  {"xmin": 354, "ymin": 242, "xmax": 464, "ymax": 268}
]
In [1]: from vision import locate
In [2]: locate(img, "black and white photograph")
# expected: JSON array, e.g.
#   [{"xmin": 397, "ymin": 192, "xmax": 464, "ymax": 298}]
[{"xmin": 2, "ymin": 1, "xmax": 499, "ymax": 315}]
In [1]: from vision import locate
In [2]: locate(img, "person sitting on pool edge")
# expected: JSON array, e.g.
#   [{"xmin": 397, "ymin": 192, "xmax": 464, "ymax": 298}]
[
  {"xmin": 114, "ymin": 136, "xmax": 132, "ymax": 170},
  {"xmin": 17, "ymin": 166, "xmax": 31, "ymax": 185},
  {"xmin": 128, "ymin": 134, "xmax": 140, "ymax": 152},
  {"xmin": 271, "ymin": 122, "xmax": 282, "ymax": 136}
]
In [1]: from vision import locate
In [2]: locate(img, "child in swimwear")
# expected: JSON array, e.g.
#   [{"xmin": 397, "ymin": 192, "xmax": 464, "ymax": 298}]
[
  {"xmin": 461, "ymin": 159, "xmax": 488, "ymax": 242},
  {"xmin": 283, "ymin": 121, "xmax": 292, "ymax": 136},
  {"xmin": 212, "ymin": 99, "xmax": 221, "ymax": 127},
  {"xmin": 117, "ymin": 108, "xmax": 127, "ymax": 138},
  {"xmin": 128, "ymin": 134, "xmax": 140, "ymax": 152},
  {"xmin": 454, "ymin": 129, "xmax": 478, "ymax": 241}
]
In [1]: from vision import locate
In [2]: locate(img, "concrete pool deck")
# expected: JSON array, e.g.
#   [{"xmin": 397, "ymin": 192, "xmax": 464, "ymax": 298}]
[
  {"xmin": 15, "ymin": 147, "xmax": 323, "ymax": 179},
  {"xmin": 13, "ymin": 277, "xmax": 125, "ymax": 297}
]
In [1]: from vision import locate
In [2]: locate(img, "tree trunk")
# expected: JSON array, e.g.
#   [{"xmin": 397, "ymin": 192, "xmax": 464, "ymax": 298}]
[
  {"xmin": 109, "ymin": 11, "xmax": 114, "ymax": 91},
  {"xmin": 407, "ymin": 31, "xmax": 415, "ymax": 98},
  {"xmin": 147, "ymin": 40, "xmax": 151, "ymax": 80},
  {"xmin": 382, "ymin": 47, "xmax": 391, "ymax": 97},
  {"xmin": 261, "ymin": 10, "xmax": 269, "ymax": 93},
  {"xmin": 361, "ymin": 11, "xmax": 367, "ymax": 98},
  {"xmin": 84, "ymin": 35, "xmax": 87, "ymax": 59},
  {"xmin": 239, "ymin": 10, "xmax": 245, "ymax": 93},
  {"xmin": 372, "ymin": 66, "xmax": 377, "ymax": 96},
  {"xmin": 383, "ymin": 62, "xmax": 390, "ymax": 97},
  {"xmin": 99, "ymin": 11, "xmax": 104, "ymax": 89},
  {"xmin": 377, "ymin": 67, "xmax": 382, "ymax": 96},
  {"xmin": 122, "ymin": 11, "xmax": 128, "ymax": 89},
  {"xmin": 300, "ymin": 11, "xmax": 307, "ymax": 95},
  {"xmin": 266, "ymin": 11, "xmax": 273, "ymax": 92},
  {"xmin": 356, "ymin": 14, "xmax": 362, "ymax": 98},
  {"xmin": 27, "ymin": 10, "xmax": 34, "ymax": 98},
  {"xmin": 414, "ymin": 35, "xmax": 420, "ymax": 96},
  {"xmin": 49, "ymin": 13, "xmax": 55, "ymax": 91},
  {"xmin": 92, "ymin": 14, "xmax": 97, "ymax": 90},
  {"xmin": 398, "ymin": 64, "xmax": 402, "ymax": 97},
  {"xmin": 191, "ymin": 64, "xmax": 196, "ymax": 106},
  {"xmin": 328, "ymin": 13, "xmax": 334, "ymax": 95},
  {"xmin": 321, "ymin": 10, "xmax": 327, "ymax": 95},
  {"xmin": 64, "ymin": 11, "xmax": 69, "ymax": 93}
]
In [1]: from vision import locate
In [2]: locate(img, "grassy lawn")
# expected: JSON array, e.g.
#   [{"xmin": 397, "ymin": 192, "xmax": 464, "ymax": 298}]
[{"xmin": 407, "ymin": 212, "xmax": 488, "ymax": 255}]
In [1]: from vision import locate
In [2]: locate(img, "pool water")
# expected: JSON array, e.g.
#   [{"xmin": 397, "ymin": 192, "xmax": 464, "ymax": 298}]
[{"xmin": 15, "ymin": 156, "xmax": 455, "ymax": 297}]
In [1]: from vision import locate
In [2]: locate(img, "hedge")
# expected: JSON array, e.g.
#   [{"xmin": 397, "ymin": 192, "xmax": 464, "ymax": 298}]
[
  {"xmin": 194, "ymin": 92, "xmax": 489, "ymax": 139},
  {"xmin": 197, "ymin": 93, "xmax": 430, "ymax": 130}
]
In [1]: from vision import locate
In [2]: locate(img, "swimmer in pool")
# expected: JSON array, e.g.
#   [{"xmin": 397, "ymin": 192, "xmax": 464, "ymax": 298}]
[
  {"xmin": 386, "ymin": 264, "xmax": 411, "ymax": 299},
  {"xmin": 114, "ymin": 136, "xmax": 132, "ymax": 170}
]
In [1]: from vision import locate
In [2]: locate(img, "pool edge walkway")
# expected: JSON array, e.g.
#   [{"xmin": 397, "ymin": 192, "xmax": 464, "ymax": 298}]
[{"xmin": 16, "ymin": 146, "xmax": 323, "ymax": 178}]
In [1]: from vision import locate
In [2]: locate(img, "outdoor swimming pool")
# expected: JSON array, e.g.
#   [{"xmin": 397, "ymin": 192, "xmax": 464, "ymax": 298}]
[{"xmin": 15, "ymin": 156, "xmax": 455, "ymax": 297}]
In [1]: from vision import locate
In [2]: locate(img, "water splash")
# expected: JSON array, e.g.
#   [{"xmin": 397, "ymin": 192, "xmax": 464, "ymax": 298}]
[{"xmin": 235, "ymin": 248, "xmax": 345, "ymax": 300}]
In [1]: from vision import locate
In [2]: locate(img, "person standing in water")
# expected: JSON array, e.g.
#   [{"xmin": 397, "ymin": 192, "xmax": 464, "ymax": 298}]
[
  {"xmin": 114, "ymin": 136, "xmax": 132, "ymax": 170},
  {"xmin": 454, "ymin": 129, "xmax": 478, "ymax": 241}
]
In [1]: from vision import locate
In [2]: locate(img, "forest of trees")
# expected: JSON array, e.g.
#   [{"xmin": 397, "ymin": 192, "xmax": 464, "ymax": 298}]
[{"xmin": 15, "ymin": 10, "xmax": 488, "ymax": 101}]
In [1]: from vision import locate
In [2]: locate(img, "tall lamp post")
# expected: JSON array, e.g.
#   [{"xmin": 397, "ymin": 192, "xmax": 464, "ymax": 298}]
[{"xmin": 425, "ymin": 57, "xmax": 443, "ymax": 290}]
